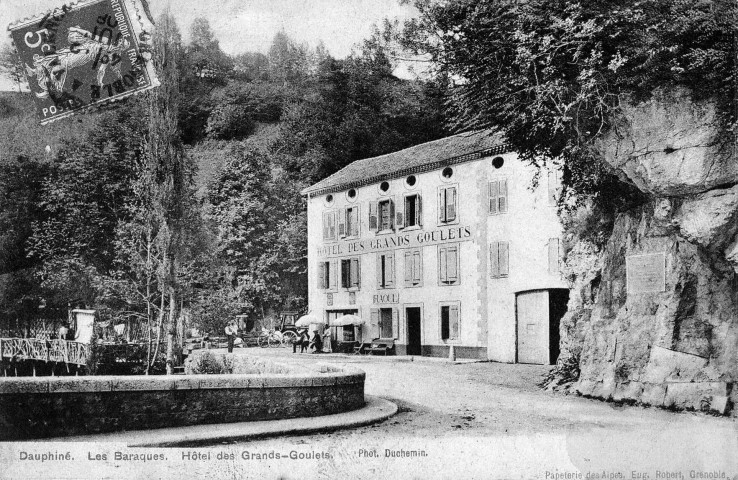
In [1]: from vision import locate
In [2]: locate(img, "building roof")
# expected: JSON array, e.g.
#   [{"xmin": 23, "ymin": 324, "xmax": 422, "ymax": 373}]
[{"xmin": 301, "ymin": 130, "xmax": 509, "ymax": 196}]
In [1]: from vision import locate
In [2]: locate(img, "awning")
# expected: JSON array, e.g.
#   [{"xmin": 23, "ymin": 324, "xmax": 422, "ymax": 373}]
[
  {"xmin": 295, "ymin": 314, "xmax": 325, "ymax": 327},
  {"xmin": 329, "ymin": 315, "xmax": 364, "ymax": 327}
]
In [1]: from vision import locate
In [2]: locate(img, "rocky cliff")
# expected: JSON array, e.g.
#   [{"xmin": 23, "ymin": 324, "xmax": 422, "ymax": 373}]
[{"xmin": 554, "ymin": 88, "xmax": 738, "ymax": 416}]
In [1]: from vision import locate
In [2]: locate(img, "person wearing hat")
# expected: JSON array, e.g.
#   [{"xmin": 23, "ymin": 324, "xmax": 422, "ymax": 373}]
[{"xmin": 225, "ymin": 320, "xmax": 239, "ymax": 353}]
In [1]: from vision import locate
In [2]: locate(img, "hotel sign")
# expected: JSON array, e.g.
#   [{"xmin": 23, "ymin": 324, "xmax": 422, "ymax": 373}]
[
  {"xmin": 626, "ymin": 253, "xmax": 666, "ymax": 294},
  {"xmin": 373, "ymin": 291, "xmax": 399, "ymax": 304},
  {"xmin": 317, "ymin": 225, "xmax": 473, "ymax": 258}
]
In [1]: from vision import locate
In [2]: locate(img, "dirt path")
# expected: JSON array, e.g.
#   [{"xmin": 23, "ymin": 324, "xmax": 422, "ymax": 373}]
[{"xmin": 218, "ymin": 349, "xmax": 738, "ymax": 478}]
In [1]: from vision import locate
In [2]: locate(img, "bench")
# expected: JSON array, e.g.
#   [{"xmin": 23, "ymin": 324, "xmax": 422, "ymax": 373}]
[
  {"xmin": 353, "ymin": 342, "xmax": 371, "ymax": 355},
  {"xmin": 365, "ymin": 338, "xmax": 395, "ymax": 356}
]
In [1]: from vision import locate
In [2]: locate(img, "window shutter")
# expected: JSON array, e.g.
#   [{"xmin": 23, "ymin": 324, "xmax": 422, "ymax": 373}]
[
  {"xmin": 489, "ymin": 181, "xmax": 499, "ymax": 215},
  {"xmin": 391, "ymin": 308, "xmax": 399, "ymax": 339},
  {"xmin": 338, "ymin": 208, "xmax": 347, "ymax": 238},
  {"xmin": 447, "ymin": 246, "xmax": 458, "ymax": 282},
  {"xmin": 490, "ymin": 242, "xmax": 500, "ymax": 278},
  {"xmin": 377, "ymin": 254, "xmax": 384, "ymax": 288},
  {"xmin": 318, "ymin": 262, "xmax": 326, "ymax": 289},
  {"xmin": 389, "ymin": 199, "xmax": 396, "ymax": 230},
  {"xmin": 404, "ymin": 251, "xmax": 412, "ymax": 284},
  {"xmin": 447, "ymin": 187, "xmax": 457, "ymax": 221},
  {"xmin": 369, "ymin": 202, "xmax": 378, "ymax": 232},
  {"xmin": 351, "ymin": 257, "xmax": 360, "ymax": 287},
  {"xmin": 449, "ymin": 305, "xmax": 459, "ymax": 339},
  {"xmin": 439, "ymin": 246, "xmax": 448, "ymax": 282},
  {"xmin": 499, "ymin": 241, "xmax": 509, "ymax": 276},
  {"xmin": 498, "ymin": 179, "xmax": 508, "ymax": 213},
  {"xmin": 386, "ymin": 252, "xmax": 395, "ymax": 287},
  {"xmin": 548, "ymin": 238, "xmax": 560, "ymax": 274},
  {"xmin": 322, "ymin": 213, "xmax": 330, "ymax": 239},
  {"xmin": 416, "ymin": 195, "xmax": 423, "ymax": 226},
  {"xmin": 441, "ymin": 306, "xmax": 450, "ymax": 339},
  {"xmin": 396, "ymin": 197, "xmax": 405, "ymax": 229},
  {"xmin": 413, "ymin": 251, "xmax": 422, "ymax": 284},
  {"xmin": 438, "ymin": 189, "xmax": 445, "ymax": 223},
  {"xmin": 370, "ymin": 309, "xmax": 380, "ymax": 339},
  {"xmin": 351, "ymin": 206, "xmax": 359, "ymax": 236},
  {"xmin": 329, "ymin": 212, "xmax": 336, "ymax": 239},
  {"xmin": 330, "ymin": 259, "xmax": 337, "ymax": 289}
]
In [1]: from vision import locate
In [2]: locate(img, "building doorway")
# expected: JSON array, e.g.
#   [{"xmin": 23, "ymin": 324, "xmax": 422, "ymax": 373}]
[
  {"xmin": 515, "ymin": 289, "xmax": 569, "ymax": 365},
  {"xmin": 326, "ymin": 309, "xmax": 359, "ymax": 346},
  {"xmin": 406, "ymin": 307, "xmax": 422, "ymax": 356}
]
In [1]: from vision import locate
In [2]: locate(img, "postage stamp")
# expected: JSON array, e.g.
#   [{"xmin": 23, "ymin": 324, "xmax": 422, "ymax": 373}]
[{"xmin": 8, "ymin": 0, "xmax": 159, "ymax": 125}]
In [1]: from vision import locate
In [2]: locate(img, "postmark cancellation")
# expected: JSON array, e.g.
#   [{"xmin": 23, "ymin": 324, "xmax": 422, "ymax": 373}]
[{"xmin": 8, "ymin": 0, "xmax": 159, "ymax": 125}]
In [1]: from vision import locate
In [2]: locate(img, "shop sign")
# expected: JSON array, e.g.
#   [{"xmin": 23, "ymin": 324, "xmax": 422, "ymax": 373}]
[{"xmin": 373, "ymin": 291, "xmax": 399, "ymax": 304}]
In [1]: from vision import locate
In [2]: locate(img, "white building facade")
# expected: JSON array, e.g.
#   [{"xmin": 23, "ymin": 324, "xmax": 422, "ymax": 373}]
[{"xmin": 302, "ymin": 131, "xmax": 569, "ymax": 364}]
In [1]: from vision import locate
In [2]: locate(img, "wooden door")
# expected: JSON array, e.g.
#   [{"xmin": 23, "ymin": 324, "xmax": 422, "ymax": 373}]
[
  {"xmin": 516, "ymin": 291, "xmax": 550, "ymax": 364},
  {"xmin": 406, "ymin": 307, "xmax": 421, "ymax": 356}
]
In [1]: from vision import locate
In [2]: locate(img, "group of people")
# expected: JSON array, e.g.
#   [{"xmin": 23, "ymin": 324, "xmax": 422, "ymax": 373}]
[
  {"xmin": 292, "ymin": 328, "xmax": 330, "ymax": 354},
  {"xmin": 222, "ymin": 318, "xmax": 332, "ymax": 354}
]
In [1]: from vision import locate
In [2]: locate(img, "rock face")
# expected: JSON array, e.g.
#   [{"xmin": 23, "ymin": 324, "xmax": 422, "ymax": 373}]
[
  {"xmin": 560, "ymin": 89, "xmax": 738, "ymax": 416},
  {"xmin": 598, "ymin": 88, "xmax": 738, "ymax": 197}
]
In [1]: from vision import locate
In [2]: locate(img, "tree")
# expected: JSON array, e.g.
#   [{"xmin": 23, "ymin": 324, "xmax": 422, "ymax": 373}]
[
  {"xmin": 268, "ymin": 32, "xmax": 310, "ymax": 85},
  {"xmin": 28, "ymin": 107, "xmax": 144, "ymax": 309},
  {"xmin": 206, "ymin": 144, "xmax": 278, "ymax": 318},
  {"xmin": 188, "ymin": 17, "xmax": 234, "ymax": 80},
  {"xmin": 0, "ymin": 45, "xmax": 25, "ymax": 93},
  {"xmin": 402, "ymin": 0, "xmax": 736, "ymax": 205},
  {"xmin": 146, "ymin": 13, "xmax": 197, "ymax": 374}
]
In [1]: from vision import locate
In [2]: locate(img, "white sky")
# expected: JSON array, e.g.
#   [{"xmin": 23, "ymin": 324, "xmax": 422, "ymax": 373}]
[{"xmin": 0, "ymin": 0, "xmax": 419, "ymax": 90}]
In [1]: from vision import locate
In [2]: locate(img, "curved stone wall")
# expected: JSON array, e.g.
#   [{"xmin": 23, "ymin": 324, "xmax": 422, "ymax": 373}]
[{"xmin": 0, "ymin": 362, "xmax": 365, "ymax": 440}]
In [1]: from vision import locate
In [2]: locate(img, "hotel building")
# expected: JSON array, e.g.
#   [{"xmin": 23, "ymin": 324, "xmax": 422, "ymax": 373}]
[{"xmin": 301, "ymin": 131, "xmax": 569, "ymax": 364}]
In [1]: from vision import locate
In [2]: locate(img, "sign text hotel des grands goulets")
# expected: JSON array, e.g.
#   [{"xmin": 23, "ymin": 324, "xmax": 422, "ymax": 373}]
[{"xmin": 317, "ymin": 225, "xmax": 473, "ymax": 258}]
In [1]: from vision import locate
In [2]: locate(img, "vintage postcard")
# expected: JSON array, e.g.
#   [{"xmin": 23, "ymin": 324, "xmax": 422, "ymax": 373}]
[{"xmin": 0, "ymin": 0, "xmax": 736, "ymax": 479}]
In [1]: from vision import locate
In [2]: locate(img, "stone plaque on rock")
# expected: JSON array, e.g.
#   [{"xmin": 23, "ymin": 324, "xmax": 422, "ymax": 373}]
[{"xmin": 626, "ymin": 253, "xmax": 666, "ymax": 294}]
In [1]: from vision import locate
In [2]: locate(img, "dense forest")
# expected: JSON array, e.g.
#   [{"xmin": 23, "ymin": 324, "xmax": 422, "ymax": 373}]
[{"xmin": 0, "ymin": 15, "xmax": 448, "ymax": 344}]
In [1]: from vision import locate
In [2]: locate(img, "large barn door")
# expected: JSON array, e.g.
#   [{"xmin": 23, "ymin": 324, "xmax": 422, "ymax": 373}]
[{"xmin": 516, "ymin": 291, "xmax": 550, "ymax": 364}]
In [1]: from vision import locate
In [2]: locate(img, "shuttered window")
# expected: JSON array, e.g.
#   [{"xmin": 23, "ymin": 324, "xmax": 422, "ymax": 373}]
[
  {"xmin": 489, "ymin": 178, "xmax": 508, "ymax": 215},
  {"xmin": 377, "ymin": 199, "xmax": 394, "ymax": 231},
  {"xmin": 490, "ymin": 241, "xmax": 510, "ymax": 278},
  {"xmin": 322, "ymin": 211, "xmax": 336, "ymax": 240},
  {"xmin": 438, "ymin": 186, "xmax": 457, "ymax": 223},
  {"xmin": 342, "ymin": 206, "xmax": 359, "ymax": 238},
  {"xmin": 377, "ymin": 252, "xmax": 395, "ymax": 288},
  {"xmin": 317, "ymin": 261, "xmax": 330, "ymax": 289},
  {"xmin": 404, "ymin": 249, "xmax": 423, "ymax": 287},
  {"xmin": 440, "ymin": 304, "xmax": 460, "ymax": 340},
  {"xmin": 340, "ymin": 258, "xmax": 361, "ymax": 289},
  {"xmin": 370, "ymin": 308, "xmax": 397, "ymax": 339},
  {"xmin": 401, "ymin": 194, "xmax": 422, "ymax": 228},
  {"xmin": 438, "ymin": 244, "xmax": 459, "ymax": 285},
  {"xmin": 548, "ymin": 238, "xmax": 562, "ymax": 274},
  {"xmin": 369, "ymin": 202, "xmax": 378, "ymax": 232}
]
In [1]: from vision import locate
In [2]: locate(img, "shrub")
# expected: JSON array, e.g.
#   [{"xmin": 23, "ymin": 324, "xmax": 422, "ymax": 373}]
[
  {"xmin": 188, "ymin": 350, "xmax": 233, "ymax": 374},
  {"xmin": 206, "ymin": 104, "xmax": 255, "ymax": 140}
]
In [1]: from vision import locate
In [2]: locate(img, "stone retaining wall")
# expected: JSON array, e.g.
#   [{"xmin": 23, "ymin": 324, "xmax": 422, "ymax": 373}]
[{"xmin": 0, "ymin": 367, "xmax": 365, "ymax": 440}]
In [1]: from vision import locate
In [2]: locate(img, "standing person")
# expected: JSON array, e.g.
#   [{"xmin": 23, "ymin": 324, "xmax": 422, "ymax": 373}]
[
  {"xmin": 225, "ymin": 320, "xmax": 238, "ymax": 353},
  {"xmin": 58, "ymin": 323, "xmax": 69, "ymax": 341}
]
